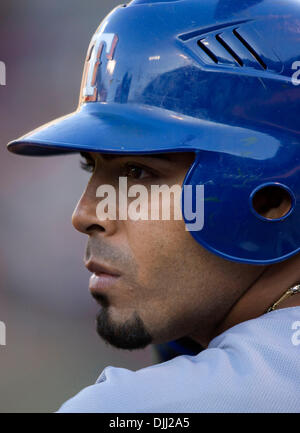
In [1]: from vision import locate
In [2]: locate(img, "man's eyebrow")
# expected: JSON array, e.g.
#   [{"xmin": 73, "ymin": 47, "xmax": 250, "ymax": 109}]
[{"xmin": 80, "ymin": 152, "xmax": 172, "ymax": 161}]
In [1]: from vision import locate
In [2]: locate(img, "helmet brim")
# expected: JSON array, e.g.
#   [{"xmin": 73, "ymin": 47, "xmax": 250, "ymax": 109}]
[
  {"xmin": 7, "ymin": 103, "xmax": 201, "ymax": 157},
  {"xmin": 7, "ymin": 102, "xmax": 279, "ymax": 159}
]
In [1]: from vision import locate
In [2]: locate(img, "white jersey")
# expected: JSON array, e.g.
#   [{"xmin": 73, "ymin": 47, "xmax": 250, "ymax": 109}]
[{"xmin": 57, "ymin": 307, "xmax": 300, "ymax": 413}]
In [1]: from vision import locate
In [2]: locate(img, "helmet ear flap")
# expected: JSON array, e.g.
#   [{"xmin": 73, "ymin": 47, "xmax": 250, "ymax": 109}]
[{"xmin": 181, "ymin": 151, "xmax": 300, "ymax": 265}]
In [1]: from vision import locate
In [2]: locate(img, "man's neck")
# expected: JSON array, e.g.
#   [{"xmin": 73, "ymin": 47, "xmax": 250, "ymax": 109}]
[{"xmin": 211, "ymin": 254, "xmax": 300, "ymax": 341}]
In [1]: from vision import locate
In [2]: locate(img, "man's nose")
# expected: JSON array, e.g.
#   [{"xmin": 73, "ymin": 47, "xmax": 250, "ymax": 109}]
[{"xmin": 72, "ymin": 184, "xmax": 117, "ymax": 236}]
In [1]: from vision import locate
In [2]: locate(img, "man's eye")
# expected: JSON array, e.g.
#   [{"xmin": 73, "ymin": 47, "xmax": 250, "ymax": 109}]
[
  {"xmin": 122, "ymin": 164, "xmax": 152, "ymax": 180},
  {"xmin": 80, "ymin": 159, "xmax": 95, "ymax": 173}
]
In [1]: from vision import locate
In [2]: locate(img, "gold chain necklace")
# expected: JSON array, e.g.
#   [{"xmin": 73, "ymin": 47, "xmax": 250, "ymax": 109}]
[{"xmin": 266, "ymin": 284, "xmax": 300, "ymax": 313}]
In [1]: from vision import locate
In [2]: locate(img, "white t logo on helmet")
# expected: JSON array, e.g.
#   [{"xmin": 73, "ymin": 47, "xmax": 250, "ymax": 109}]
[{"xmin": 79, "ymin": 23, "xmax": 118, "ymax": 104}]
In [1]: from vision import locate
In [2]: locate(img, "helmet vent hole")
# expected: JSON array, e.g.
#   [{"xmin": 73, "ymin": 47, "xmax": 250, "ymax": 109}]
[
  {"xmin": 195, "ymin": 27, "xmax": 268, "ymax": 71},
  {"xmin": 215, "ymin": 33, "xmax": 243, "ymax": 66},
  {"xmin": 197, "ymin": 39, "xmax": 218, "ymax": 63},
  {"xmin": 232, "ymin": 28, "xmax": 267, "ymax": 70},
  {"xmin": 251, "ymin": 185, "xmax": 294, "ymax": 221}
]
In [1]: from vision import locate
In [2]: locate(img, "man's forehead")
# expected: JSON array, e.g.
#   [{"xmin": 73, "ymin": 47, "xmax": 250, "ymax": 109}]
[
  {"xmin": 101, "ymin": 153, "xmax": 172, "ymax": 161},
  {"xmin": 80, "ymin": 151, "xmax": 193, "ymax": 161}
]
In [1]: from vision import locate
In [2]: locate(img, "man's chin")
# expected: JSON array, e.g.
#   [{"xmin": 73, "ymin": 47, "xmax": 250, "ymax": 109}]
[{"xmin": 96, "ymin": 307, "xmax": 153, "ymax": 350}]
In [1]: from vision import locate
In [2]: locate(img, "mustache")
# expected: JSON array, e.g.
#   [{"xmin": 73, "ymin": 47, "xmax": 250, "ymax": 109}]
[{"xmin": 85, "ymin": 239, "xmax": 136, "ymax": 273}]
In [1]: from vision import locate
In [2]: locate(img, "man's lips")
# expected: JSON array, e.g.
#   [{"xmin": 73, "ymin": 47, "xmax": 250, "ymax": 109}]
[
  {"xmin": 85, "ymin": 260, "xmax": 121, "ymax": 293},
  {"xmin": 89, "ymin": 272, "xmax": 120, "ymax": 292}
]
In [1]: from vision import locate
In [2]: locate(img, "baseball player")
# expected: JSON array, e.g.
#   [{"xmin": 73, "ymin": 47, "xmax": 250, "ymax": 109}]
[{"xmin": 7, "ymin": 0, "xmax": 300, "ymax": 413}]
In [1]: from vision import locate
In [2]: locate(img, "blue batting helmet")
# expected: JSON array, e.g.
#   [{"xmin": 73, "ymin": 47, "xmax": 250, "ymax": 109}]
[{"xmin": 7, "ymin": 0, "xmax": 300, "ymax": 265}]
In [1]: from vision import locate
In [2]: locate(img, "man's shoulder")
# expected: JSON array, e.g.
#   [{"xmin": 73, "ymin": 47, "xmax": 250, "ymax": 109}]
[
  {"xmin": 209, "ymin": 305, "xmax": 300, "ymax": 350},
  {"xmin": 57, "ymin": 307, "xmax": 300, "ymax": 413}
]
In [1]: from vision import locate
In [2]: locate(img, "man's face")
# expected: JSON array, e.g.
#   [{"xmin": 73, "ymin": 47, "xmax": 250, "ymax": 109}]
[{"xmin": 72, "ymin": 151, "xmax": 263, "ymax": 349}]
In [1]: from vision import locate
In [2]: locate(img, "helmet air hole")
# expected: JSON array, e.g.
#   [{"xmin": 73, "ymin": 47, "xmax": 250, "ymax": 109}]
[{"xmin": 251, "ymin": 184, "xmax": 294, "ymax": 221}]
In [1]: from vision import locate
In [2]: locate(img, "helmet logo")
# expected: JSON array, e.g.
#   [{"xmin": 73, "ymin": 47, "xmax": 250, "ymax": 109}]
[{"xmin": 79, "ymin": 30, "xmax": 119, "ymax": 105}]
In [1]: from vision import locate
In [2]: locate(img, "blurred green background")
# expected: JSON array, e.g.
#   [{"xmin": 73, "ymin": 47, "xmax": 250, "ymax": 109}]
[{"xmin": 0, "ymin": 0, "xmax": 155, "ymax": 413}]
